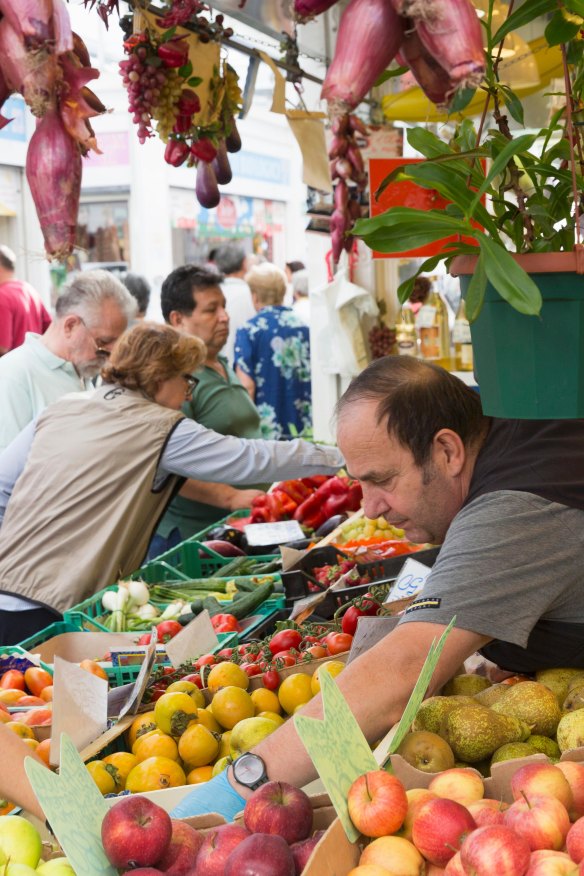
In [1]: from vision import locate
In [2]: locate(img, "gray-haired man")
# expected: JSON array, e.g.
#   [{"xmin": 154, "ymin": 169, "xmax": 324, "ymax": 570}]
[{"xmin": 0, "ymin": 269, "xmax": 135, "ymax": 450}]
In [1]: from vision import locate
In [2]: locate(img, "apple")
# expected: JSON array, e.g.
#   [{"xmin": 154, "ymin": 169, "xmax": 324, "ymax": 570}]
[
  {"xmin": 411, "ymin": 797, "xmax": 476, "ymax": 867},
  {"xmin": 511, "ymin": 765, "xmax": 573, "ymax": 812},
  {"xmin": 154, "ymin": 819, "xmax": 203, "ymax": 875},
  {"xmin": 566, "ymin": 817, "xmax": 584, "ymax": 863},
  {"xmin": 36, "ymin": 859, "xmax": 76, "ymax": 875},
  {"xmin": 243, "ymin": 781, "xmax": 312, "ymax": 845},
  {"xmin": 347, "ymin": 770, "xmax": 408, "ymax": 838},
  {"xmin": 194, "ymin": 823, "xmax": 250, "ymax": 876},
  {"xmin": 224, "ymin": 833, "xmax": 295, "ymax": 876},
  {"xmin": 526, "ymin": 850, "xmax": 578, "ymax": 875},
  {"xmin": 359, "ymin": 835, "xmax": 425, "ymax": 875},
  {"xmin": 121, "ymin": 871, "xmax": 164, "ymax": 875},
  {"xmin": 290, "ymin": 830, "xmax": 324, "ymax": 875},
  {"xmin": 556, "ymin": 762, "xmax": 584, "ymax": 820},
  {"xmin": 504, "ymin": 795, "xmax": 570, "ymax": 851},
  {"xmin": 444, "ymin": 852, "xmax": 466, "ymax": 875},
  {"xmin": 347, "ymin": 867, "xmax": 395, "ymax": 876},
  {"xmin": 468, "ymin": 799, "xmax": 509, "ymax": 827},
  {"xmin": 397, "ymin": 789, "xmax": 437, "ymax": 841},
  {"xmin": 460, "ymin": 825, "xmax": 531, "ymax": 876},
  {"xmin": 3, "ymin": 865, "xmax": 38, "ymax": 876},
  {"xmin": 428, "ymin": 767, "xmax": 485, "ymax": 806},
  {"xmin": 101, "ymin": 794, "xmax": 172, "ymax": 870},
  {"xmin": 0, "ymin": 815, "xmax": 42, "ymax": 869}
]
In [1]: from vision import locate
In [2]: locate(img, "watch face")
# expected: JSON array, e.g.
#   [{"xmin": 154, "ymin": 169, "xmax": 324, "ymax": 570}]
[{"xmin": 234, "ymin": 754, "xmax": 265, "ymax": 786}]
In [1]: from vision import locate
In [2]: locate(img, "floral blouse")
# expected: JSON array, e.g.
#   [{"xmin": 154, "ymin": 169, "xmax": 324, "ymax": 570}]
[{"xmin": 234, "ymin": 305, "xmax": 312, "ymax": 439}]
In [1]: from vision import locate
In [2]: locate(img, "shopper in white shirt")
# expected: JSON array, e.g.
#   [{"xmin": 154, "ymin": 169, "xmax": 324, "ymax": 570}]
[
  {"xmin": 0, "ymin": 269, "xmax": 135, "ymax": 451},
  {"xmin": 213, "ymin": 244, "xmax": 255, "ymax": 365}
]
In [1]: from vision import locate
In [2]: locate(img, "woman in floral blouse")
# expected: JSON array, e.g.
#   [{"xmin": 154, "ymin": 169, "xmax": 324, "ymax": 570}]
[{"xmin": 234, "ymin": 263, "xmax": 312, "ymax": 439}]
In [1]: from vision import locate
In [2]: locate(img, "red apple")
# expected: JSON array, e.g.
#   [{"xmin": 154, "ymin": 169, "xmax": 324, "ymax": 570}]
[
  {"xmin": 154, "ymin": 819, "xmax": 203, "ymax": 875},
  {"xmin": 121, "ymin": 871, "xmax": 164, "ymax": 875},
  {"xmin": 428, "ymin": 768, "xmax": 484, "ymax": 807},
  {"xmin": 101, "ymin": 795, "xmax": 172, "ymax": 870},
  {"xmin": 468, "ymin": 799, "xmax": 509, "ymax": 827},
  {"xmin": 556, "ymin": 762, "xmax": 584, "ymax": 821},
  {"xmin": 290, "ymin": 830, "xmax": 324, "ymax": 876},
  {"xmin": 411, "ymin": 797, "xmax": 476, "ymax": 867},
  {"xmin": 243, "ymin": 781, "xmax": 312, "ymax": 845},
  {"xmin": 397, "ymin": 789, "xmax": 437, "ymax": 841},
  {"xmin": 347, "ymin": 770, "xmax": 408, "ymax": 838},
  {"xmin": 526, "ymin": 850, "xmax": 578, "ymax": 875},
  {"xmin": 511, "ymin": 765, "xmax": 573, "ymax": 812},
  {"xmin": 566, "ymin": 817, "xmax": 584, "ymax": 863},
  {"xmin": 224, "ymin": 833, "xmax": 295, "ymax": 876},
  {"xmin": 461, "ymin": 825, "xmax": 531, "ymax": 876},
  {"xmin": 504, "ymin": 795, "xmax": 570, "ymax": 852},
  {"xmin": 444, "ymin": 852, "xmax": 466, "ymax": 875},
  {"xmin": 194, "ymin": 823, "xmax": 250, "ymax": 876},
  {"xmin": 359, "ymin": 835, "xmax": 425, "ymax": 874},
  {"xmin": 426, "ymin": 866, "xmax": 446, "ymax": 875}
]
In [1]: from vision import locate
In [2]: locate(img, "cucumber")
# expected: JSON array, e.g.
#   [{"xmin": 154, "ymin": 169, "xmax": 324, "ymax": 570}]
[
  {"xmin": 216, "ymin": 557, "xmax": 256, "ymax": 577},
  {"xmin": 190, "ymin": 598, "xmax": 205, "ymax": 615},
  {"xmin": 178, "ymin": 612, "xmax": 195, "ymax": 626},
  {"xmin": 183, "ymin": 578, "xmax": 228, "ymax": 593},
  {"xmin": 228, "ymin": 579, "xmax": 274, "ymax": 620}
]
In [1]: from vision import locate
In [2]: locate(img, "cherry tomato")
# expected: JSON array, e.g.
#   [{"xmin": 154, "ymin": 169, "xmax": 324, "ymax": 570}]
[
  {"xmin": 262, "ymin": 669, "xmax": 280, "ymax": 690},
  {"xmin": 156, "ymin": 620, "xmax": 183, "ymax": 644},
  {"xmin": 273, "ymin": 654, "xmax": 297, "ymax": 668},
  {"xmin": 242, "ymin": 651, "xmax": 261, "ymax": 663},
  {"xmin": 241, "ymin": 663, "xmax": 262, "ymax": 677},
  {"xmin": 211, "ymin": 614, "xmax": 240, "ymax": 633},
  {"xmin": 149, "ymin": 687, "xmax": 168, "ymax": 702},
  {"xmin": 195, "ymin": 654, "xmax": 216, "ymax": 670},
  {"xmin": 323, "ymin": 632, "xmax": 353, "ymax": 655},
  {"xmin": 305, "ymin": 644, "xmax": 328, "ymax": 660},
  {"xmin": 137, "ymin": 633, "xmax": 152, "ymax": 646},
  {"xmin": 216, "ymin": 648, "xmax": 235, "ymax": 660},
  {"xmin": 162, "ymin": 666, "xmax": 176, "ymax": 676},
  {"xmin": 300, "ymin": 635, "xmax": 320, "ymax": 645},
  {"xmin": 268, "ymin": 629, "xmax": 303, "ymax": 656},
  {"xmin": 181, "ymin": 672, "xmax": 203, "ymax": 688}
]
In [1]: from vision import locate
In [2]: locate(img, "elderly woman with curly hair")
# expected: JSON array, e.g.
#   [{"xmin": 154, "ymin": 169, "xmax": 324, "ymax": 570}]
[
  {"xmin": 234, "ymin": 263, "xmax": 312, "ymax": 439},
  {"xmin": 0, "ymin": 323, "xmax": 342, "ymax": 644}
]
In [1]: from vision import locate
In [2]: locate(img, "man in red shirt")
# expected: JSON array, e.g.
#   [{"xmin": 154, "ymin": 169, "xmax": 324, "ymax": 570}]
[{"xmin": 0, "ymin": 245, "xmax": 51, "ymax": 355}]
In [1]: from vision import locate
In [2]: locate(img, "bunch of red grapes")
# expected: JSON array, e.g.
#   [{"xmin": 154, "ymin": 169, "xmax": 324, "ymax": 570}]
[{"xmin": 368, "ymin": 324, "xmax": 397, "ymax": 359}]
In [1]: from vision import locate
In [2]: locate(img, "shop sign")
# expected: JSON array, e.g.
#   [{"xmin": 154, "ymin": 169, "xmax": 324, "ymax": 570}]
[
  {"xmin": 170, "ymin": 187, "xmax": 285, "ymax": 238},
  {"xmin": 0, "ymin": 95, "xmax": 27, "ymax": 142}
]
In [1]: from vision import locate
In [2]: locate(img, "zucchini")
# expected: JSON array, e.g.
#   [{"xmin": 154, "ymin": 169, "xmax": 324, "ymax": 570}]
[
  {"xmin": 216, "ymin": 557, "xmax": 256, "ymax": 577},
  {"xmin": 202, "ymin": 596, "xmax": 227, "ymax": 617},
  {"xmin": 228, "ymin": 579, "xmax": 274, "ymax": 620},
  {"xmin": 190, "ymin": 598, "xmax": 205, "ymax": 615},
  {"xmin": 231, "ymin": 577, "xmax": 256, "ymax": 593},
  {"xmin": 178, "ymin": 612, "xmax": 195, "ymax": 626},
  {"xmin": 183, "ymin": 578, "xmax": 228, "ymax": 593},
  {"xmin": 251, "ymin": 560, "xmax": 282, "ymax": 575}
]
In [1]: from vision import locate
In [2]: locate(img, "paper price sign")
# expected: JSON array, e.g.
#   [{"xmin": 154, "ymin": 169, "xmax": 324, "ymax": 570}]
[{"xmin": 384, "ymin": 557, "xmax": 433, "ymax": 604}]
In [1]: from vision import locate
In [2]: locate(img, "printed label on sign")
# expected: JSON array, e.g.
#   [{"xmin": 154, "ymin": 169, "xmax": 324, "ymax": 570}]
[
  {"xmin": 244, "ymin": 520, "xmax": 304, "ymax": 546},
  {"xmin": 384, "ymin": 557, "xmax": 433, "ymax": 604}
]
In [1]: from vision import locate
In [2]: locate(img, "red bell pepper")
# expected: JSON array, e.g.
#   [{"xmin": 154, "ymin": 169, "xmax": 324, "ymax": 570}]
[
  {"xmin": 274, "ymin": 479, "xmax": 313, "ymax": 505},
  {"xmin": 300, "ymin": 475, "xmax": 332, "ymax": 490}
]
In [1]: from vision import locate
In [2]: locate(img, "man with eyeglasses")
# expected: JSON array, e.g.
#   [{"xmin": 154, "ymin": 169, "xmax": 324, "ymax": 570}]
[{"xmin": 0, "ymin": 269, "xmax": 135, "ymax": 451}]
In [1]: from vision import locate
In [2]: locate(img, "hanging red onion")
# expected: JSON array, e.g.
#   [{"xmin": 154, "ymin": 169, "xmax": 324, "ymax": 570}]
[
  {"xmin": 0, "ymin": 17, "xmax": 58, "ymax": 117},
  {"xmin": 0, "ymin": 0, "xmax": 53, "ymax": 49},
  {"xmin": 51, "ymin": 0, "xmax": 74, "ymax": 55},
  {"xmin": 26, "ymin": 107, "xmax": 82, "ymax": 260},
  {"xmin": 415, "ymin": 0, "xmax": 485, "ymax": 90},
  {"xmin": 397, "ymin": 29, "xmax": 453, "ymax": 105},
  {"xmin": 72, "ymin": 32, "xmax": 92, "ymax": 68},
  {"xmin": 212, "ymin": 140, "xmax": 233, "ymax": 185},
  {"xmin": 294, "ymin": 0, "xmax": 341, "ymax": 23},
  {"xmin": 330, "ymin": 209, "xmax": 349, "ymax": 263},
  {"xmin": 321, "ymin": 0, "xmax": 404, "ymax": 114},
  {"xmin": 334, "ymin": 179, "xmax": 348, "ymax": 212},
  {"xmin": 196, "ymin": 161, "xmax": 221, "ymax": 209}
]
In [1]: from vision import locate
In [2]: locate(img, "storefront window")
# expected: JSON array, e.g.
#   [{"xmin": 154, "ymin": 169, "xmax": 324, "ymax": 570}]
[{"xmin": 75, "ymin": 199, "xmax": 130, "ymax": 270}]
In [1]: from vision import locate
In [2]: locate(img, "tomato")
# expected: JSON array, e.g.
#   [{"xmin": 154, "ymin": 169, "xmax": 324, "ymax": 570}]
[
  {"xmin": 323, "ymin": 632, "xmax": 353, "ymax": 655},
  {"xmin": 23, "ymin": 667, "xmax": 52, "ymax": 697},
  {"xmin": 216, "ymin": 648, "xmax": 235, "ymax": 660},
  {"xmin": 195, "ymin": 654, "xmax": 216, "ymax": 670},
  {"xmin": 242, "ymin": 651, "xmax": 261, "ymax": 663},
  {"xmin": 304, "ymin": 644, "xmax": 328, "ymax": 660},
  {"xmin": 162, "ymin": 666, "xmax": 176, "ymax": 676},
  {"xmin": 210, "ymin": 614, "xmax": 240, "ymax": 633},
  {"xmin": 0, "ymin": 670, "xmax": 25, "ymax": 691},
  {"xmin": 262, "ymin": 669, "xmax": 280, "ymax": 690},
  {"xmin": 156, "ymin": 620, "xmax": 183, "ymax": 644},
  {"xmin": 137, "ymin": 633, "xmax": 152, "ymax": 645},
  {"xmin": 268, "ymin": 629, "xmax": 303, "ymax": 656},
  {"xmin": 300, "ymin": 635, "xmax": 320, "ymax": 645},
  {"xmin": 272, "ymin": 654, "xmax": 297, "ymax": 668},
  {"xmin": 182, "ymin": 672, "xmax": 204, "ymax": 689},
  {"xmin": 241, "ymin": 663, "xmax": 261, "ymax": 677}
]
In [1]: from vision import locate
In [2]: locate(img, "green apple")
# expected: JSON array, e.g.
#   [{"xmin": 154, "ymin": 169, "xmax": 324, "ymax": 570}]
[
  {"xmin": 4, "ymin": 864, "xmax": 39, "ymax": 876},
  {"xmin": 0, "ymin": 815, "xmax": 42, "ymax": 869},
  {"xmin": 36, "ymin": 858, "xmax": 76, "ymax": 875}
]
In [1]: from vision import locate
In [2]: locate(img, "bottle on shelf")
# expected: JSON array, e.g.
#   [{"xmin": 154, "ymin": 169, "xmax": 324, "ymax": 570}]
[
  {"xmin": 395, "ymin": 306, "xmax": 418, "ymax": 357},
  {"xmin": 416, "ymin": 279, "xmax": 451, "ymax": 367},
  {"xmin": 453, "ymin": 298, "xmax": 474, "ymax": 372}
]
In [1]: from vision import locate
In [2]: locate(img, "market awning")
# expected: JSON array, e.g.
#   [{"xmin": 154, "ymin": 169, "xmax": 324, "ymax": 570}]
[
  {"xmin": 0, "ymin": 201, "xmax": 16, "ymax": 217},
  {"xmin": 381, "ymin": 37, "xmax": 562, "ymax": 123}
]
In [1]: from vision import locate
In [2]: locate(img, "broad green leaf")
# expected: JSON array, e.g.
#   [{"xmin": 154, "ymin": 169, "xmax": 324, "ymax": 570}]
[
  {"xmin": 188, "ymin": 76, "xmax": 203, "ymax": 87},
  {"xmin": 374, "ymin": 65, "xmax": 409, "ymax": 86},
  {"xmin": 566, "ymin": 0, "xmax": 584, "ymax": 15},
  {"xmin": 354, "ymin": 206, "xmax": 470, "ymax": 236},
  {"xmin": 449, "ymin": 87, "xmax": 477, "ymax": 114},
  {"xmin": 407, "ymin": 127, "xmax": 452, "ymax": 159},
  {"xmin": 160, "ymin": 26, "xmax": 177, "ymax": 42},
  {"xmin": 492, "ymin": 0, "xmax": 555, "ymax": 43},
  {"xmin": 476, "ymin": 234, "xmax": 543, "ymax": 315},
  {"xmin": 468, "ymin": 133, "xmax": 537, "ymax": 216},
  {"xmin": 178, "ymin": 60, "xmax": 193, "ymax": 79},
  {"xmin": 463, "ymin": 250, "xmax": 487, "ymax": 322},
  {"xmin": 397, "ymin": 255, "xmax": 447, "ymax": 304},
  {"xmin": 499, "ymin": 85, "xmax": 524, "ymax": 126},
  {"xmin": 545, "ymin": 11, "xmax": 581, "ymax": 45}
]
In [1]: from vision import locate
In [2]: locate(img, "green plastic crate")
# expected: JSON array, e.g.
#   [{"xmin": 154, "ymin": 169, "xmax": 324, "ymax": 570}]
[
  {"xmin": 141, "ymin": 538, "xmax": 278, "ymax": 580},
  {"xmin": 0, "ymin": 645, "xmax": 53, "ymax": 675},
  {"xmin": 238, "ymin": 596, "xmax": 286, "ymax": 643}
]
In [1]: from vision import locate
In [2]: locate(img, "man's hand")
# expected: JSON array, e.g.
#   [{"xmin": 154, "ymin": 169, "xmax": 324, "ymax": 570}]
[
  {"xmin": 169, "ymin": 770, "xmax": 245, "ymax": 821},
  {"xmin": 229, "ymin": 488, "xmax": 264, "ymax": 511}
]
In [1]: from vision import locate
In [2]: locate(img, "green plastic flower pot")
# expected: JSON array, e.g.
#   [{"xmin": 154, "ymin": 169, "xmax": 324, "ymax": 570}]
[{"xmin": 452, "ymin": 253, "xmax": 584, "ymax": 418}]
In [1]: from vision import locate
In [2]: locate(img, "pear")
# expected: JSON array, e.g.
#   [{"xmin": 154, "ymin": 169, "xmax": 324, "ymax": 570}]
[
  {"xmin": 526, "ymin": 735, "xmax": 561, "ymax": 759},
  {"xmin": 474, "ymin": 684, "xmax": 510, "ymax": 708},
  {"xmin": 441, "ymin": 704, "xmax": 527, "ymax": 763},
  {"xmin": 557, "ymin": 710, "xmax": 584, "ymax": 753},
  {"xmin": 442, "ymin": 675, "xmax": 492, "ymax": 696},
  {"xmin": 412, "ymin": 696, "xmax": 476, "ymax": 734},
  {"xmin": 567, "ymin": 673, "xmax": 584, "ymax": 692},
  {"xmin": 535, "ymin": 668, "xmax": 584, "ymax": 705},
  {"xmin": 563, "ymin": 682, "xmax": 584, "ymax": 713},
  {"xmin": 396, "ymin": 730, "xmax": 455, "ymax": 773},
  {"xmin": 490, "ymin": 742, "xmax": 538, "ymax": 765},
  {"xmin": 491, "ymin": 681, "xmax": 562, "ymax": 737}
]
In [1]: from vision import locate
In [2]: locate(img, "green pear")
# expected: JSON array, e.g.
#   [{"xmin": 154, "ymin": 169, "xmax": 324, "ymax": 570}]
[
  {"xmin": 567, "ymin": 673, "xmax": 584, "ymax": 692},
  {"xmin": 474, "ymin": 684, "xmax": 510, "ymax": 707},
  {"xmin": 229, "ymin": 716, "xmax": 278, "ymax": 759},
  {"xmin": 442, "ymin": 675, "xmax": 492, "ymax": 696},
  {"xmin": 490, "ymin": 742, "xmax": 537, "ymax": 765},
  {"xmin": 535, "ymin": 668, "xmax": 584, "ymax": 705},
  {"xmin": 412, "ymin": 696, "xmax": 476, "ymax": 734},
  {"xmin": 527, "ymin": 735, "xmax": 561, "ymax": 758},
  {"xmin": 396, "ymin": 730, "xmax": 455, "ymax": 773},
  {"xmin": 441, "ymin": 704, "xmax": 526, "ymax": 763},
  {"xmin": 556, "ymin": 709, "xmax": 584, "ymax": 752},
  {"xmin": 36, "ymin": 858, "xmax": 76, "ymax": 875},
  {"xmin": 4, "ymin": 866, "xmax": 38, "ymax": 876},
  {"xmin": 563, "ymin": 683, "xmax": 584, "ymax": 713},
  {"xmin": 0, "ymin": 816, "xmax": 42, "ymax": 869},
  {"xmin": 491, "ymin": 681, "xmax": 562, "ymax": 737}
]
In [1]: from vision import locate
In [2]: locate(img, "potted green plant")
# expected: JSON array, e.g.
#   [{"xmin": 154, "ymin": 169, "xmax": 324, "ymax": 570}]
[{"xmin": 353, "ymin": 0, "xmax": 584, "ymax": 418}]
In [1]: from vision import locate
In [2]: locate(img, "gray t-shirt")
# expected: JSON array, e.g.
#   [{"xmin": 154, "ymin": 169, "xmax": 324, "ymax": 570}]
[{"xmin": 398, "ymin": 490, "xmax": 584, "ymax": 648}]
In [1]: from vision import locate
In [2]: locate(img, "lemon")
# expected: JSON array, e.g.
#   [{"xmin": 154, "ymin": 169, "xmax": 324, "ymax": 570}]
[{"xmin": 310, "ymin": 660, "xmax": 345, "ymax": 696}]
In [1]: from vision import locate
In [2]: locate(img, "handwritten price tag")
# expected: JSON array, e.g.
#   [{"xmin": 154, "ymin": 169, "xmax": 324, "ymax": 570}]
[{"xmin": 384, "ymin": 557, "xmax": 433, "ymax": 604}]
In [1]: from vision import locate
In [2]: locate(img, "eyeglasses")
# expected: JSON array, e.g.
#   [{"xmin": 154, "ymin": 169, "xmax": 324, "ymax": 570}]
[
  {"xmin": 182, "ymin": 374, "xmax": 200, "ymax": 393},
  {"xmin": 77, "ymin": 316, "xmax": 114, "ymax": 358}
]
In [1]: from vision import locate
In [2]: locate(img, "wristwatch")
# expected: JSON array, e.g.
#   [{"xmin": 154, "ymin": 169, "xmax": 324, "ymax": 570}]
[{"xmin": 231, "ymin": 753, "xmax": 269, "ymax": 791}]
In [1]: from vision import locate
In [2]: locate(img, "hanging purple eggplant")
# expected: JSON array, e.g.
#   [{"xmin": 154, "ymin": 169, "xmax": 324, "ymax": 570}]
[
  {"xmin": 196, "ymin": 161, "xmax": 220, "ymax": 209},
  {"xmin": 212, "ymin": 140, "xmax": 233, "ymax": 185},
  {"xmin": 225, "ymin": 116, "xmax": 242, "ymax": 153}
]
